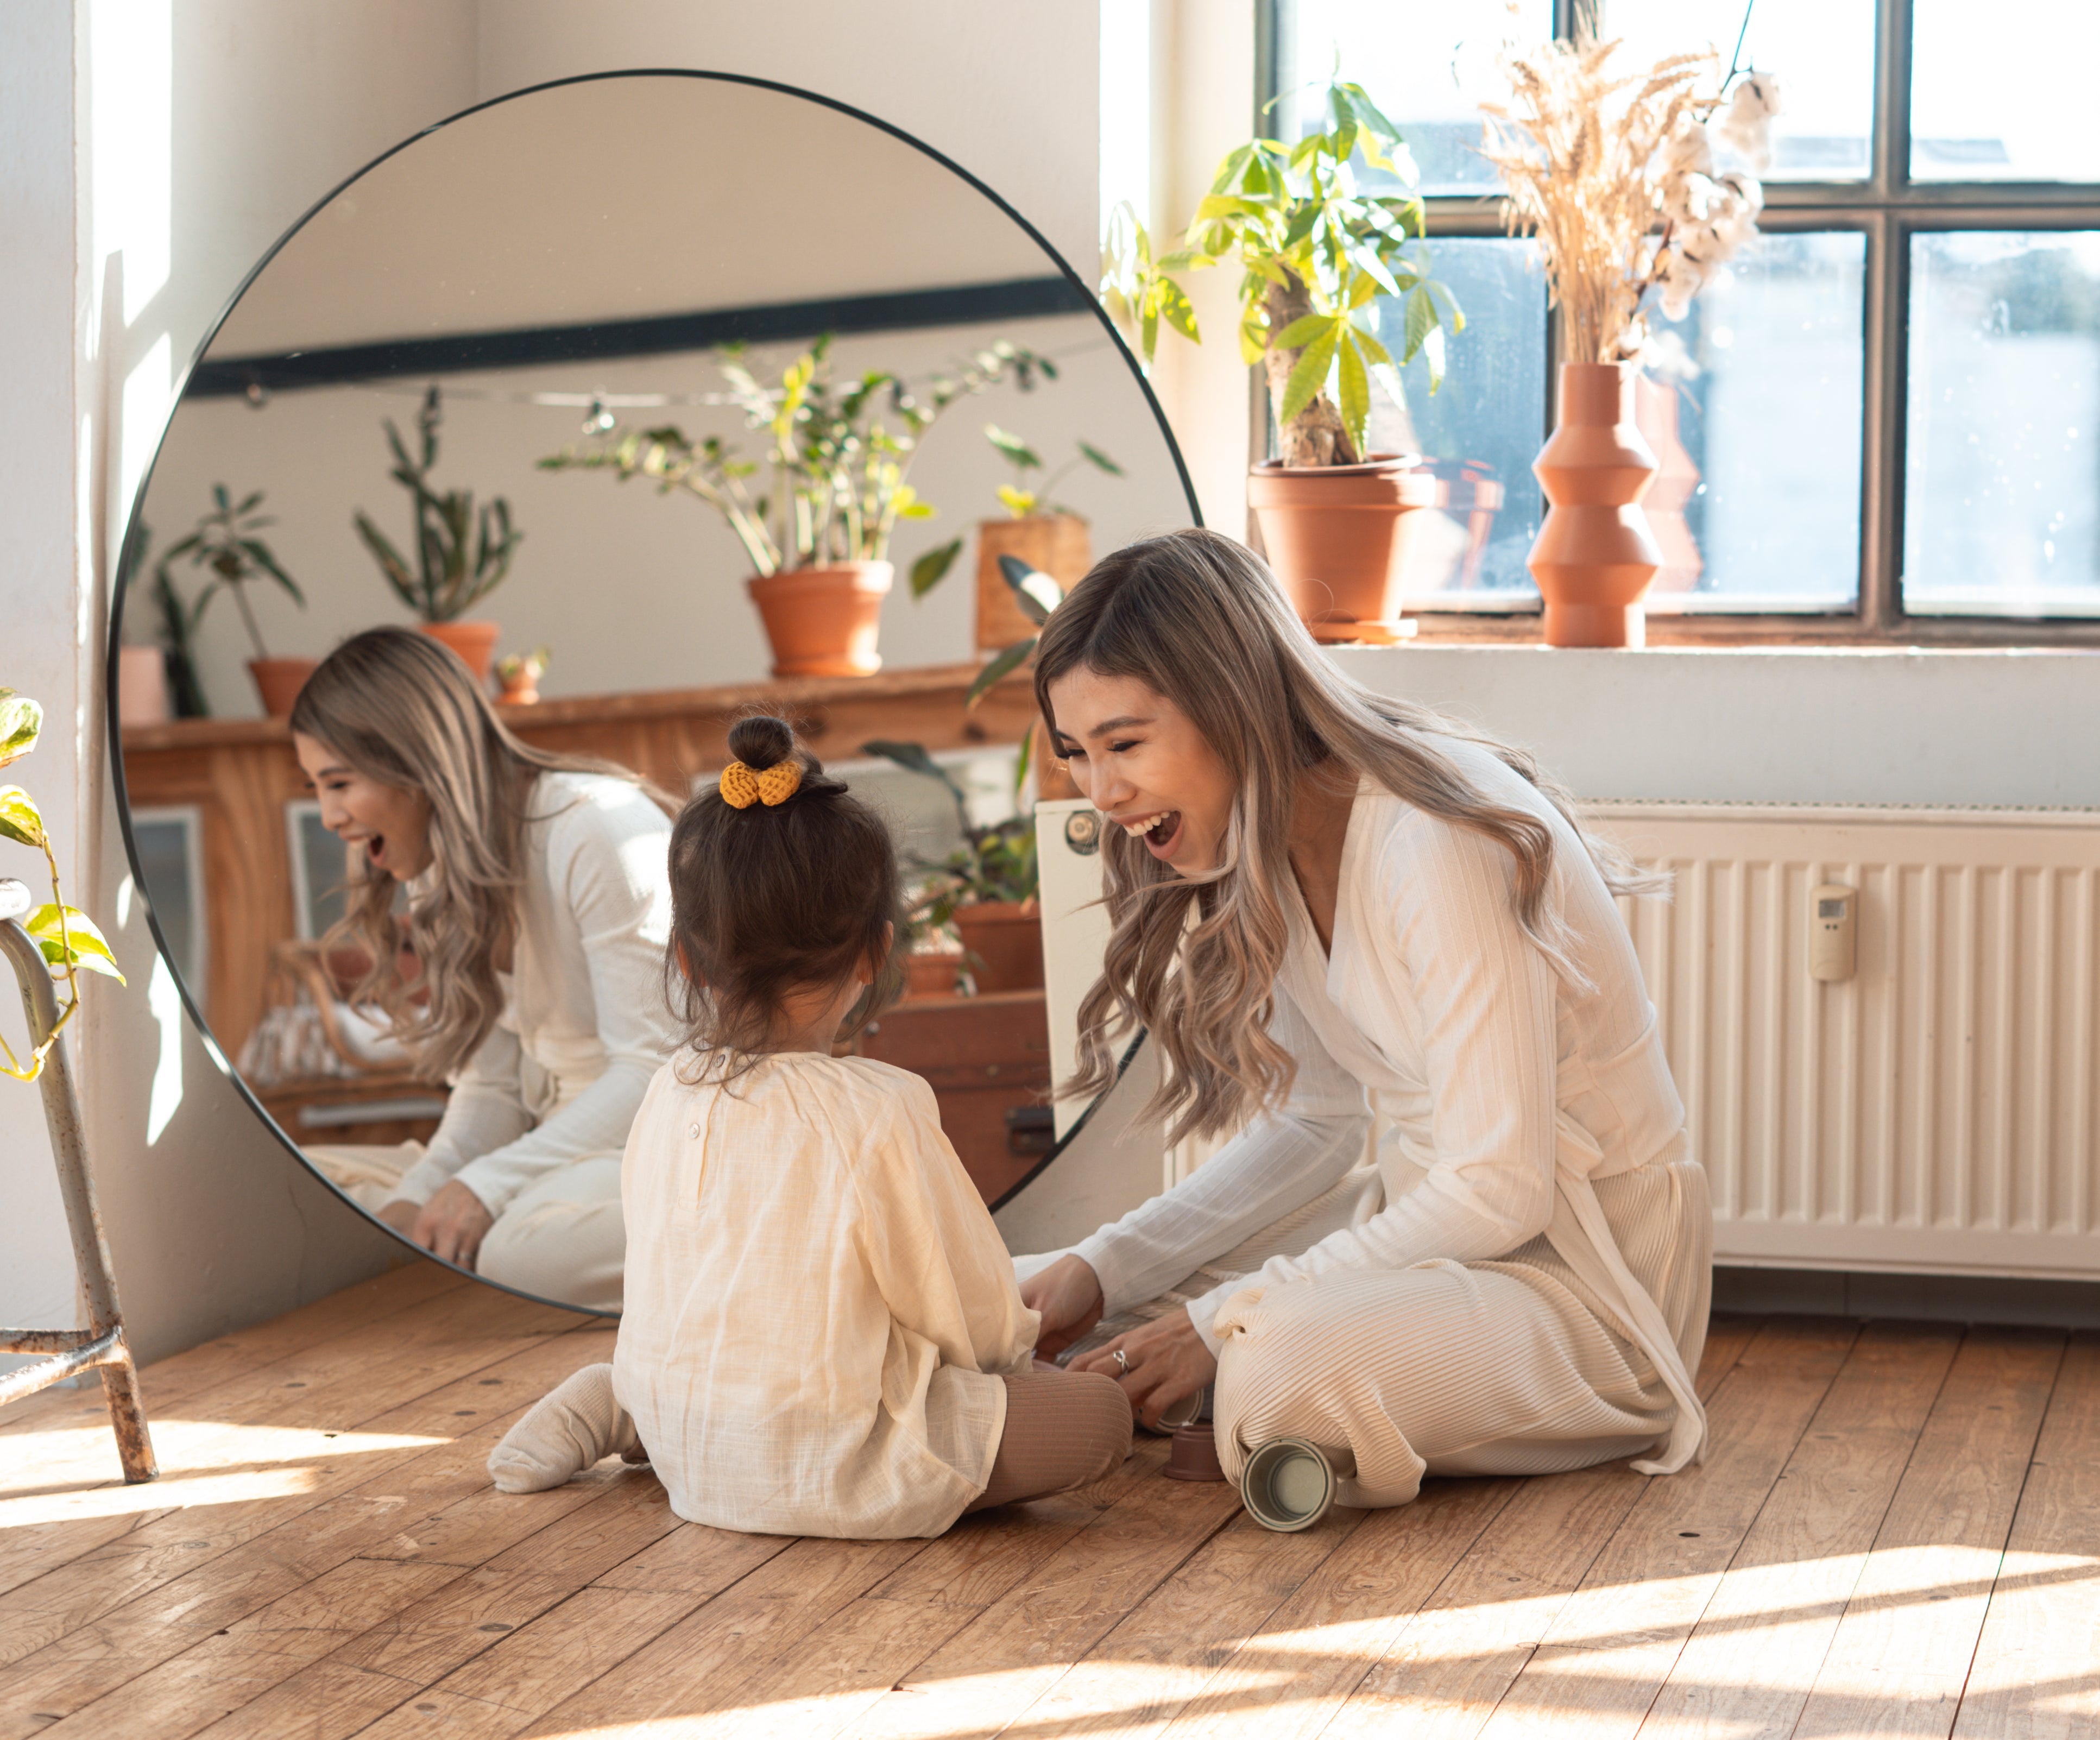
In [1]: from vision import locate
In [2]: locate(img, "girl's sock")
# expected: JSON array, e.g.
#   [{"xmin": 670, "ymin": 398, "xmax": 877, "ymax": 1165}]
[{"xmin": 487, "ymin": 1363, "xmax": 641, "ymax": 1492}]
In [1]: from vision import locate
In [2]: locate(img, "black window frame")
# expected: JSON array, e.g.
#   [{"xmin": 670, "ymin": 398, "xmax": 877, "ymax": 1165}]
[{"xmin": 1256, "ymin": 0, "xmax": 2100, "ymax": 646}]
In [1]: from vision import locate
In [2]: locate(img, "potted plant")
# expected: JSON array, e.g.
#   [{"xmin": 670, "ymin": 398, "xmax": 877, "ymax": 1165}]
[
  {"xmin": 861, "ymin": 739, "xmax": 1043, "ymax": 994},
  {"xmin": 910, "ymin": 427, "xmax": 1122, "ymax": 658},
  {"xmin": 1102, "ymin": 77, "xmax": 1462, "ymax": 642},
  {"xmin": 355, "ymin": 386, "xmax": 524, "ymax": 679},
  {"xmin": 154, "ymin": 486, "xmax": 310, "ymax": 717},
  {"xmin": 543, "ymin": 337, "xmax": 1051, "ymax": 679},
  {"xmin": 1481, "ymin": 38, "xmax": 1777, "ymax": 645},
  {"xmin": 494, "ymin": 646, "xmax": 550, "ymax": 706},
  {"xmin": 0, "ymin": 689, "xmax": 123, "ymax": 1083}
]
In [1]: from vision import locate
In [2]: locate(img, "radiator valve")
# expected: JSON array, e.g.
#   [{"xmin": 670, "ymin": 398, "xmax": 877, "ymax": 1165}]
[{"xmin": 1810, "ymin": 884, "xmax": 1858, "ymax": 982}]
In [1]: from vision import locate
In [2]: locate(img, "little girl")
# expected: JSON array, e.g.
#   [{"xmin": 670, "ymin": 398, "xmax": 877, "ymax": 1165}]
[{"xmin": 487, "ymin": 716, "xmax": 1130, "ymax": 1537}]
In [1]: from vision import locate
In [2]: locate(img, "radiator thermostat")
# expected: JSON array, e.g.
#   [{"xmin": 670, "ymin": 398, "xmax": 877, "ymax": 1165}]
[{"xmin": 1809, "ymin": 884, "xmax": 1857, "ymax": 982}]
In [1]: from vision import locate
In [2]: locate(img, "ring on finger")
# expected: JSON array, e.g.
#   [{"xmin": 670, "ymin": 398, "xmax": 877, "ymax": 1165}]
[{"xmin": 1111, "ymin": 1348, "xmax": 1130, "ymax": 1375}]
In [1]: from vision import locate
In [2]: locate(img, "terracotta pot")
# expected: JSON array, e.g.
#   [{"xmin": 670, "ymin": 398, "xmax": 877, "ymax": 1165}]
[
  {"xmin": 1528, "ymin": 364, "xmax": 1663, "ymax": 647},
  {"xmin": 420, "ymin": 619, "xmax": 502, "ymax": 680},
  {"xmin": 1247, "ymin": 455, "xmax": 1438, "ymax": 643},
  {"xmin": 954, "ymin": 900, "xmax": 1044, "ymax": 993},
  {"xmin": 248, "ymin": 657, "xmax": 319, "ymax": 718},
  {"xmin": 746, "ymin": 562, "xmax": 892, "ymax": 678},
  {"xmin": 903, "ymin": 949, "xmax": 964, "ymax": 1000},
  {"xmin": 116, "ymin": 646, "xmax": 169, "ymax": 727},
  {"xmin": 497, "ymin": 673, "xmax": 541, "ymax": 706},
  {"xmin": 975, "ymin": 514, "xmax": 1089, "ymax": 655},
  {"xmin": 1634, "ymin": 375, "xmax": 1704, "ymax": 597}
]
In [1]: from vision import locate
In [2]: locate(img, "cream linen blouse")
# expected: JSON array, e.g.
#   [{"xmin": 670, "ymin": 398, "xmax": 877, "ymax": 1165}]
[
  {"xmin": 389, "ymin": 772, "xmax": 679, "ymax": 1216},
  {"xmin": 1071, "ymin": 736, "xmax": 1710, "ymax": 1474},
  {"xmin": 614, "ymin": 1051, "xmax": 1040, "ymax": 1539}
]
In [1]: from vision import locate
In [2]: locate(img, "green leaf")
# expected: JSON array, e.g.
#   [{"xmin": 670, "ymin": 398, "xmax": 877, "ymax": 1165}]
[
  {"xmin": 1420, "ymin": 323, "xmax": 1447, "ymax": 395},
  {"xmin": 1076, "ymin": 442, "xmax": 1124, "ymax": 476},
  {"xmin": 966, "ymin": 638, "xmax": 1037, "ymax": 709},
  {"xmin": 1403, "ymin": 282, "xmax": 1437, "ymax": 362},
  {"xmin": 1276, "ymin": 325, "xmax": 1341, "ymax": 428},
  {"xmin": 997, "ymin": 486, "xmax": 1039, "ymax": 518},
  {"xmin": 1157, "ymin": 279, "xmax": 1200, "ymax": 343},
  {"xmin": 0, "ymin": 785, "xmax": 45, "ymax": 849},
  {"xmin": 985, "ymin": 425, "xmax": 1043, "ymax": 470},
  {"xmin": 1271, "ymin": 312, "xmax": 1335, "ymax": 352},
  {"xmin": 1429, "ymin": 277, "xmax": 1467, "ymax": 334},
  {"xmin": 1350, "ymin": 320, "xmax": 1395, "ymax": 367},
  {"xmin": 25, "ymin": 905, "xmax": 124, "ymax": 984},
  {"xmin": 996, "ymin": 554, "xmax": 1062, "ymax": 625},
  {"xmin": 1336, "ymin": 331, "xmax": 1371, "ymax": 458},
  {"xmin": 0, "ymin": 692, "xmax": 42, "ymax": 770},
  {"xmin": 1336, "ymin": 81, "xmax": 1404, "ymax": 150}
]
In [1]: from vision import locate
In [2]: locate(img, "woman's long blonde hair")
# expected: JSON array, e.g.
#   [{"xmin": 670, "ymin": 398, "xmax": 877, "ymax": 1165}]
[
  {"xmin": 1034, "ymin": 528, "xmax": 1658, "ymax": 1143},
  {"xmin": 291, "ymin": 627, "xmax": 665, "ymax": 1082}
]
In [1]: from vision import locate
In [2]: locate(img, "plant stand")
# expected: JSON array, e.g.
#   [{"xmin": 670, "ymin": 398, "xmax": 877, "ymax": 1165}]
[{"xmin": 0, "ymin": 878, "xmax": 157, "ymax": 1482}]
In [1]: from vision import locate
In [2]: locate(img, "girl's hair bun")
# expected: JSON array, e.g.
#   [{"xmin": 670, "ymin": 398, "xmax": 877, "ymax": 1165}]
[{"xmin": 727, "ymin": 714, "xmax": 798, "ymax": 772}]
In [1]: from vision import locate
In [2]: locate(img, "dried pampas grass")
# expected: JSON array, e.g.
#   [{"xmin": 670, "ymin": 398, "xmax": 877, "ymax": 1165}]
[{"xmin": 1481, "ymin": 37, "xmax": 1773, "ymax": 366}]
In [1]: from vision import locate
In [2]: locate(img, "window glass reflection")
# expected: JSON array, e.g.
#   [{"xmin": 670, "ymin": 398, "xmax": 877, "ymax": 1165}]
[{"xmin": 1904, "ymin": 231, "xmax": 2100, "ymax": 616}]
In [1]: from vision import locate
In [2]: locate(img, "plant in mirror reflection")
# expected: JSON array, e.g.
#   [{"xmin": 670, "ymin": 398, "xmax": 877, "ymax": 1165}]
[
  {"xmin": 0, "ymin": 690, "xmax": 123, "ymax": 1082},
  {"xmin": 539, "ymin": 336, "xmax": 1054, "ymax": 579},
  {"xmin": 153, "ymin": 484, "xmax": 304, "ymax": 667},
  {"xmin": 859, "ymin": 739, "xmax": 1039, "ymax": 947},
  {"xmin": 355, "ymin": 386, "xmax": 525, "ymax": 623}
]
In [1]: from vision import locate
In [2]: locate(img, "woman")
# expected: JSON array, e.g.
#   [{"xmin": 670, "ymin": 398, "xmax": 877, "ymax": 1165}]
[
  {"xmin": 1021, "ymin": 529, "xmax": 1712, "ymax": 1505},
  {"xmin": 291, "ymin": 627, "xmax": 678, "ymax": 1312}
]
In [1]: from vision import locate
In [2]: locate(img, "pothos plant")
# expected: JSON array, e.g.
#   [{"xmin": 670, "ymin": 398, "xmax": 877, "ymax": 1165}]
[
  {"xmin": 541, "ymin": 337, "xmax": 1054, "ymax": 581},
  {"xmin": 0, "ymin": 690, "xmax": 123, "ymax": 1082},
  {"xmin": 1102, "ymin": 76, "xmax": 1464, "ymax": 467},
  {"xmin": 860, "ymin": 739, "xmax": 1039, "ymax": 941},
  {"xmin": 355, "ymin": 386, "xmax": 525, "ymax": 623}
]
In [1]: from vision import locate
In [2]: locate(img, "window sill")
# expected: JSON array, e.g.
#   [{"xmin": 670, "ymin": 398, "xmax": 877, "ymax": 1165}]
[{"xmin": 1399, "ymin": 610, "xmax": 2100, "ymax": 649}]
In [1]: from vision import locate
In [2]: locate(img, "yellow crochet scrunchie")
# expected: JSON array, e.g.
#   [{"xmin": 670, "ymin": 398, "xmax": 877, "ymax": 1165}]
[{"xmin": 718, "ymin": 758, "xmax": 804, "ymax": 809}]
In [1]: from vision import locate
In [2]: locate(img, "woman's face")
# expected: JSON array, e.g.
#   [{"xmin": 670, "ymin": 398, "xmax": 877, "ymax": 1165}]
[
  {"xmin": 1046, "ymin": 666, "xmax": 1235, "ymax": 877},
  {"xmin": 294, "ymin": 732, "xmax": 434, "ymax": 880}
]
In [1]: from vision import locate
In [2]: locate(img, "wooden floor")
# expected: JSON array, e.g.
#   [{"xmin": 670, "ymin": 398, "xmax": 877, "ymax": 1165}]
[{"xmin": 2, "ymin": 1265, "xmax": 2094, "ymax": 1739}]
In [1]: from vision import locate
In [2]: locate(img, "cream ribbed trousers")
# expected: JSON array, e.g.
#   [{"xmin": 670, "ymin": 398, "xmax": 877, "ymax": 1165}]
[
  {"xmin": 1208, "ymin": 1161, "xmax": 1711, "ymax": 1508},
  {"xmin": 305, "ymin": 1142, "xmax": 625, "ymax": 1313}
]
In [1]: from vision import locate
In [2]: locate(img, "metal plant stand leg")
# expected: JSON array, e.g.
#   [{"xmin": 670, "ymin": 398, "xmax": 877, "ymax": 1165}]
[{"xmin": 0, "ymin": 879, "xmax": 156, "ymax": 1481}]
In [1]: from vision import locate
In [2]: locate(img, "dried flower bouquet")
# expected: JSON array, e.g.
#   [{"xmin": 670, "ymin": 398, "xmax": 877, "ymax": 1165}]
[{"xmin": 1481, "ymin": 38, "xmax": 1781, "ymax": 365}]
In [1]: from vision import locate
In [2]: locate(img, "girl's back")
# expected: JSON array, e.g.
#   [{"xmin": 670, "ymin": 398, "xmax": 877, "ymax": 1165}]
[{"xmin": 616, "ymin": 1051, "xmax": 1036, "ymax": 1538}]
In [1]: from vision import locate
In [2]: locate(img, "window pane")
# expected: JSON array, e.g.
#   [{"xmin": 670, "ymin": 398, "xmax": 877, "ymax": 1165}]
[
  {"xmin": 1609, "ymin": 0, "xmax": 1876, "ymax": 181},
  {"xmin": 1904, "ymin": 232, "xmax": 2100, "ymax": 616},
  {"xmin": 1369, "ymin": 237, "xmax": 1547, "ymax": 605},
  {"xmin": 1913, "ymin": 1, "xmax": 2100, "ymax": 181},
  {"xmin": 1646, "ymin": 230, "xmax": 1866, "ymax": 611},
  {"xmin": 1279, "ymin": 0, "xmax": 1553, "ymax": 197}
]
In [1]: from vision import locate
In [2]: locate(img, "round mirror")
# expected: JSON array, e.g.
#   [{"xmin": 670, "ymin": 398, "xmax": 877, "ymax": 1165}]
[{"xmin": 111, "ymin": 71, "xmax": 1196, "ymax": 1314}]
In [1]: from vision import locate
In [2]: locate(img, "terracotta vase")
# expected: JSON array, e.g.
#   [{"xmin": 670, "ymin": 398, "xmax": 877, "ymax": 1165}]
[
  {"xmin": 248, "ymin": 657, "xmax": 319, "ymax": 718},
  {"xmin": 954, "ymin": 900, "xmax": 1044, "ymax": 993},
  {"xmin": 497, "ymin": 672, "xmax": 541, "ymax": 706},
  {"xmin": 1246, "ymin": 455, "xmax": 1438, "ymax": 643},
  {"xmin": 116, "ymin": 645, "xmax": 170, "ymax": 727},
  {"xmin": 1528, "ymin": 364, "xmax": 1663, "ymax": 647},
  {"xmin": 975, "ymin": 514, "xmax": 1089, "ymax": 655},
  {"xmin": 903, "ymin": 949, "xmax": 964, "ymax": 1000},
  {"xmin": 420, "ymin": 619, "xmax": 501, "ymax": 680},
  {"xmin": 1634, "ymin": 375, "xmax": 1704, "ymax": 597},
  {"xmin": 746, "ymin": 561, "xmax": 892, "ymax": 678}
]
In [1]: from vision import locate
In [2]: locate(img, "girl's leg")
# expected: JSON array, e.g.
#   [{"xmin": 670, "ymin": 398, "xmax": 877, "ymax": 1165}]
[
  {"xmin": 964, "ymin": 1369, "xmax": 1132, "ymax": 1514},
  {"xmin": 487, "ymin": 1363, "xmax": 641, "ymax": 1493}
]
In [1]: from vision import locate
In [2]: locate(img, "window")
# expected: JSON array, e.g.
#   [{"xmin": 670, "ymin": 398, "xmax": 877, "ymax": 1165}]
[{"xmin": 1262, "ymin": 0, "xmax": 2100, "ymax": 642}]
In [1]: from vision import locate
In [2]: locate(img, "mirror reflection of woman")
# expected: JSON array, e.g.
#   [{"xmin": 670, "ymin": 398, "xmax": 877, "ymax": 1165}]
[
  {"xmin": 291, "ymin": 627, "xmax": 678, "ymax": 1312},
  {"xmin": 1020, "ymin": 529, "xmax": 1713, "ymax": 1502}
]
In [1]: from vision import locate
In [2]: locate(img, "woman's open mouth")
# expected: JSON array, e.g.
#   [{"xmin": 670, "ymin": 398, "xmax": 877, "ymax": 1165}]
[{"xmin": 1120, "ymin": 810, "xmax": 1183, "ymax": 859}]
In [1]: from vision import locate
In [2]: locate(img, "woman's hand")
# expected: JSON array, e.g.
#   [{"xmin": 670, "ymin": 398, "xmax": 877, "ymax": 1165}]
[
  {"xmin": 1072, "ymin": 1308, "xmax": 1218, "ymax": 1430},
  {"xmin": 1019, "ymin": 1254, "xmax": 1105, "ymax": 1359},
  {"xmin": 375, "ymin": 1199, "xmax": 421, "ymax": 1237},
  {"xmin": 407, "ymin": 1181, "xmax": 496, "ymax": 1268}
]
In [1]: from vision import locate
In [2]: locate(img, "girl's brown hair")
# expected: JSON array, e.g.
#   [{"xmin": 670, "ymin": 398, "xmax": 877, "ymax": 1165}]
[
  {"xmin": 1034, "ymin": 528, "xmax": 1662, "ymax": 1143},
  {"xmin": 289, "ymin": 626, "xmax": 664, "ymax": 1081},
  {"xmin": 667, "ymin": 715, "xmax": 903, "ymax": 1080}
]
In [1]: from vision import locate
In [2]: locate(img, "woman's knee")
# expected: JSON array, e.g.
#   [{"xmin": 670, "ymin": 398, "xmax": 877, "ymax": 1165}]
[{"xmin": 477, "ymin": 1205, "xmax": 624, "ymax": 1312}]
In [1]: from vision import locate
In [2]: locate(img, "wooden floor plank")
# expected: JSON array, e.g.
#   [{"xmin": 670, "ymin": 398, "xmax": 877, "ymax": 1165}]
[
  {"xmin": 1632, "ymin": 1321, "xmax": 1965, "ymax": 1738},
  {"xmin": 0, "ymin": 1324, "xmax": 610, "ymax": 1738},
  {"xmin": 1951, "ymin": 1331, "xmax": 2100, "ymax": 1740},
  {"xmin": 1457, "ymin": 1317, "xmax": 1863, "ymax": 1740},
  {"xmin": 1792, "ymin": 1327, "xmax": 2066, "ymax": 1739}
]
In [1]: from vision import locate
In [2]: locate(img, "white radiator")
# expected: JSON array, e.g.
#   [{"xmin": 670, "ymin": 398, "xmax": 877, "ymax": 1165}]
[{"xmin": 1594, "ymin": 804, "xmax": 2100, "ymax": 1280}]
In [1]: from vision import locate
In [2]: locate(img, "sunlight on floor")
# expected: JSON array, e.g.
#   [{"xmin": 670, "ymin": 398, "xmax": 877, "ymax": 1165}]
[{"xmin": 0, "ymin": 1419, "xmax": 449, "ymax": 1529}]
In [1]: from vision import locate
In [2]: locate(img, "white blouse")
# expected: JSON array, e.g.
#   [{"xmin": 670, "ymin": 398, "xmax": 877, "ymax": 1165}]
[
  {"xmin": 1072, "ymin": 736, "xmax": 1708, "ymax": 1473},
  {"xmin": 614, "ymin": 1052, "xmax": 1040, "ymax": 1539},
  {"xmin": 389, "ymin": 771, "xmax": 679, "ymax": 1217}
]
